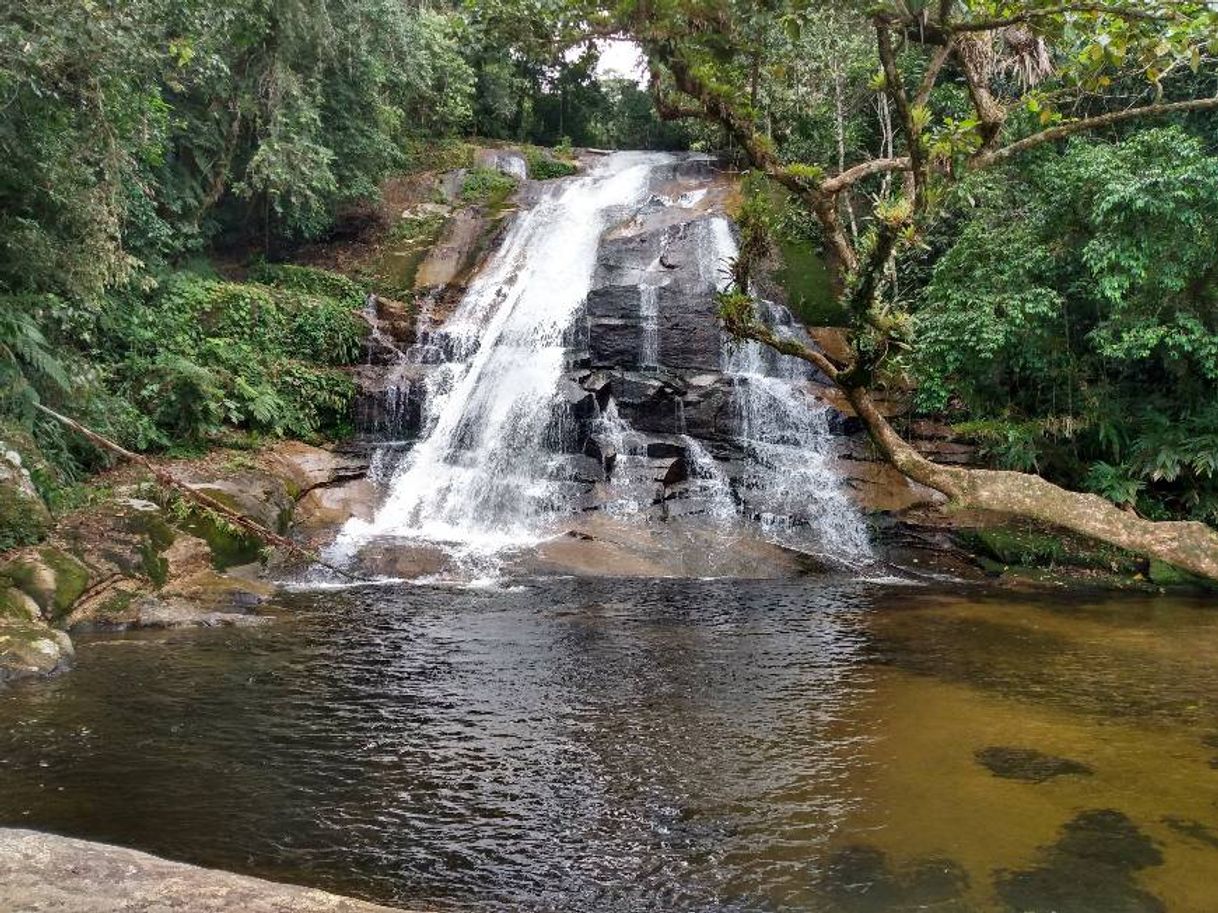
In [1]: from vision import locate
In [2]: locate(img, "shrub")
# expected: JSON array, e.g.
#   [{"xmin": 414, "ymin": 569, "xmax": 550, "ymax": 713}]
[
  {"xmin": 89, "ymin": 268, "xmax": 366, "ymax": 445},
  {"xmin": 526, "ymin": 149, "xmax": 578, "ymax": 180},
  {"xmin": 459, "ymin": 167, "xmax": 518, "ymax": 206}
]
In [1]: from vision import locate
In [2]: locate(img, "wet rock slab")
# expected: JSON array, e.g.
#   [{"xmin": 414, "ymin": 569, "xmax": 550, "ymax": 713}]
[{"xmin": 0, "ymin": 828, "xmax": 418, "ymax": 913}]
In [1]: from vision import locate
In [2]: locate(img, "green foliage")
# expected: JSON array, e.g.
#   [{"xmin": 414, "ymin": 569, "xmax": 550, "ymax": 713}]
[
  {"xmin": 740, "ymin": 173, "xmax": 841, "ymax": 325},
  {"xmin": 460, "ymin": 167, "xmax": 518, "ymax": 207},
  {"xmin": 0, "ymin": 482, "xmax": 51, "ymax": 553},
  {"xmin": 247, "ymin": 263, "xmax": 364, "ymax": 310},
  {"xmin": 92, "ymin": 271, "xmax": 360, "ymax": 444},
  {"xmin": 916, "ymin": 128, "xmax": 1218, "ymax": 522},
  {"xmin": 526, "ymin": 149, "xmax": 579, "ymax": 180}
]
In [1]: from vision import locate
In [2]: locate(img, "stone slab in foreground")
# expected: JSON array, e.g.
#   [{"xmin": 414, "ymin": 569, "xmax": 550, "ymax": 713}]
[{"xmin": 0, "ymin": 829, "xmax": 417, "ymax": 913}]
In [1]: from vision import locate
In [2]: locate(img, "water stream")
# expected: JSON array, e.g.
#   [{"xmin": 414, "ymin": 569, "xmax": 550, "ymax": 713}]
[{"xmin": 2, "ymin": 580, "xmax": 1215, "ymax": 912}]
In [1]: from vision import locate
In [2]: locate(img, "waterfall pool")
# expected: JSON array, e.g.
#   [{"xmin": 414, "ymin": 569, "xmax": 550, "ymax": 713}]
[{"xmin": 1, "ymin": 578, "xmax": 1215, "ymax": 912}]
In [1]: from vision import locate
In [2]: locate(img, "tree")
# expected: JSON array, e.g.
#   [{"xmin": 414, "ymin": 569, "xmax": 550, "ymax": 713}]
[{"xmin": 601, "ymin": 0, "xmax": 1218, "ymax": 580}]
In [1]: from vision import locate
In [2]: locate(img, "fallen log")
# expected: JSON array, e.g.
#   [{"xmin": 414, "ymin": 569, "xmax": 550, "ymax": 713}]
[{"xmin": 36, "ymin": 404, "xmax": 365, "ymax": 583}]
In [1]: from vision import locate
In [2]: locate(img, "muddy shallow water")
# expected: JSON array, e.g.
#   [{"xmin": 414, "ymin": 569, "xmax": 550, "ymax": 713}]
[{"xmin": 1, "ymin": 578, "xmax": 1216, "ymax": 912}]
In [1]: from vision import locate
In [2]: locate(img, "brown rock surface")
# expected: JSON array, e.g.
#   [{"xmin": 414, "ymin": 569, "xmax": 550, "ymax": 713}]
[{"xmin": 0, "ymin": 829, "xmax": 417, "ymax": 913}]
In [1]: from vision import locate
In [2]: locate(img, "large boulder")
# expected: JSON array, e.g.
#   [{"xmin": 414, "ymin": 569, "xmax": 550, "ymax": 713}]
[
  {"xmin": 0, "ymin": 576, "xmax": 74, "ymax": 682},
  {"xmin": 0, "ymin": 617, "xmax": 73, "ymax": 683},
  {"xmin": 0, "ymin": 547, "xmax": 90, "ymax": 627},
  {"xmin": 0, "ymin": 828, "xmax": 406, "ymax": 913}
]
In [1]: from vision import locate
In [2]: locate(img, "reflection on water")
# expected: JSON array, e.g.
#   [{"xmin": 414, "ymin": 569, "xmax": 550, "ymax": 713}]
[{"xmin": 0, "ymin": 580, "xmax": 1215, "ymax": 912}]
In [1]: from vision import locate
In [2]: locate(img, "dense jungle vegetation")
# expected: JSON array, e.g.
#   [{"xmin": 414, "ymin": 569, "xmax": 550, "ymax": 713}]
[
  {"xmin": 2, "ymin": 0, "xmax": 1218, "ymax": 576},
  {"xmin": 0, "ymin": 0, "xmax": 684, "ymax": 527}
]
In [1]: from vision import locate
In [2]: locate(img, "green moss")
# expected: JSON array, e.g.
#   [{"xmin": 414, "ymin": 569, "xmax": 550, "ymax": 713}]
[
  {"xmin": 0, "ymin": 586, "xmax": 35, "ymax": 622},
  {"xmin": 140, "ymin": 542, "xmax": 170, "ymax": 588},
  {"xmin": 380, "ymin": 213, "xmax": 447, "ymax": 292},
  {"xmin": 0, "ymin": 483, "xmax": 51, "ymax": 552},
  {"xmin": 122, "ymin": 507, "xmax": 177, "ymax": 553},
  {"xmin": 0, "ymin": 548, "xmax": 90, "ymax": 623},
  {"xmin": 957, "ymin": 526, "xmax": 1140, "ymax": 574},
  {"xmin": 1148, "ymin": 559, "xmax": 1216, "ymax": 590},
  {"xmin": 36, "ymin": 548, "xmax": 89, "ymax": 620},
  {"xmin": 180, "ymin": 511, "xmax": 263, "ymax": 570}
]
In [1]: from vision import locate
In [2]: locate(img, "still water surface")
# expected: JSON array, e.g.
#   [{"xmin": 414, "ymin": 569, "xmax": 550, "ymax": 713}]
[{"xmin": 1, "ymin": 578, "xmax": 1216, "ymax": 912}]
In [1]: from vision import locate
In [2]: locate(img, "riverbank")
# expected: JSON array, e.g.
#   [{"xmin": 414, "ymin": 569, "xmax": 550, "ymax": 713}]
[
  {"xmin": 0, "ymin": 829, "xmax": 415, "ymax": 913},
  {"xmin": 0, "ymin": 439, "xmax": 371, "ymax": 684}
]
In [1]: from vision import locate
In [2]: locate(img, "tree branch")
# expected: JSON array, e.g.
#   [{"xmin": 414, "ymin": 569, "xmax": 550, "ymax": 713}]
[
  {"xmin": 944, "ymin": 3, "xmax": 1184, "ymax": 33},
  {"xmin": 820, "ymin": 156, "xmax": 912, "ymax": 193},
  {"xmin": 975, "ymin": 95, "xmax": 1218, "ymax": 167},
  {"xmin": 875, "ymin": 18, "xmax": 929, "ymax": 208}
]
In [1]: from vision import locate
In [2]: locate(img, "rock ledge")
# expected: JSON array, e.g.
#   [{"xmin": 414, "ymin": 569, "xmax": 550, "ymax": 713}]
[{"xmin": 0, "ymin": 828, "xmax": 422, "ymax": 913}]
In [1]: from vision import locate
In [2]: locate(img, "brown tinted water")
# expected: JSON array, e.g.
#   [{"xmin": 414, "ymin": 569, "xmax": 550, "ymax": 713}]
[{"xmin": 0, "ymin": 579, "xmax": 1215, "ymax": 912}]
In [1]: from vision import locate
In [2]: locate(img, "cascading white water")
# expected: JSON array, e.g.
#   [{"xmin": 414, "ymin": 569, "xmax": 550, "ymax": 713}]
[
  {"xmin": 639, "ymin": 285, "xmax": 660, "ymax": 370},
  {"xmin": 708, "ymin": 217, "xmax": 874, "ymax": 562},
  {"xmin": 333, "ymin": 153, "xmax": 670, "ymax": 560}
]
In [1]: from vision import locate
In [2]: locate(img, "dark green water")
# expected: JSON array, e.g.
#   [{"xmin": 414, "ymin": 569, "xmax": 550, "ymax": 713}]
[{"xmin": 0, "ymin": 579, "xmax": 1216, "ymax": 912}]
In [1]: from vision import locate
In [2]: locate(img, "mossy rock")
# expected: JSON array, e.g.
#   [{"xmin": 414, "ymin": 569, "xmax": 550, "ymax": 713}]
[
  {"xmin": 0, "ymin": 617, "xmax": 74, "ymax": 682},
  {"xmin": 525, "ymin": 150, "xmax": 579, "ymax": 180},
  {"xmin": 180, "ymin": 510, "xmax": 264, "ymax": 571},
  {"xmin": 1148, "ymin": 559, "xmax": 1217, "ymax": 591},
  {"xmin": 0, "ymin": 481, "xmax": 51, "ymax": 552},
  {"xmin": 0, "ymin": 548, "xmax": 91, "ymax": 625},
  {"xmin": 0, "ymin": 585, "xmax": 40, "ymax": 623},
  {"xmin": 36, "ymin": 548, "xmax": 90, "ymax": 621},
  {"xmin": 956, "ymin": 525, "xmax": 1140, "ymax": 574}
]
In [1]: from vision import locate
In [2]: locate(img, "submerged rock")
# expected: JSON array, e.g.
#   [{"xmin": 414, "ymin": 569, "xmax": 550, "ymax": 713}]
[
  {"xmin": 1162, "ymin": 815, "xmax": 1218, "ymax": 849},
  {"xmin": 994, "ymin": 809, "xmax": 1165, "ymax": 913},
  {"xmin": 975, "ymin": 746, "xmax": 1094, "ymax": 783},
  {"xmin": 128, "ymin": 595, "xmax": 272, "ymax": 629},
  {"xmin": 812, "ymin": 843, "xmax": 971, "ymax": 912}
]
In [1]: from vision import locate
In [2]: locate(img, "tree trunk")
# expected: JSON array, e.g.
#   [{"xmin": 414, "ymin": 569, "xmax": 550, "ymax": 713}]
[{"xmin": 844, "ymin": 388, "xmax": 1218, "ymax": 582}]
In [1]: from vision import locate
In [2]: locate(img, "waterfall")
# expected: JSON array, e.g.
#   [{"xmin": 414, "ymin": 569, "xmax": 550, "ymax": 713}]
[
  {"xmin": 709, "ymin": 217, "xmax": 873, "ymax": 562},
  {"xmin": 333, "ymin": 153, "xmax": 669, "ymax": 561},
  {"xmin": 331, "ymin": 153, "xmax": 871, "ymax": 577},
  {"xmin": 639, "ymin": 285, "xmax": 660, "ymax": 370}
]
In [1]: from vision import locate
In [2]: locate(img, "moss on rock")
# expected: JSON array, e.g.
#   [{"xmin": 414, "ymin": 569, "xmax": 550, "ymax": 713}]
[
  {"xmin": 180, "ymin": 510, "xmax": 264, "ymax": 571},
  {"xmin": 1148, "ymin": 559, "xmax": 1216, "ymax": 591},
  {"xmin": 0, "ymin": 548, "xmax": 90, "ymax": 626},
  {"xmin": 0, "ymin": 618, "xmax": 74, "ymax": 682},
  {"xmin": 0, "ymin": 482, "xmax": 51, "ymax": 552},
  {"xmin": 956, "ymin": 525, "xmax": 1141, "ymax": 575}
]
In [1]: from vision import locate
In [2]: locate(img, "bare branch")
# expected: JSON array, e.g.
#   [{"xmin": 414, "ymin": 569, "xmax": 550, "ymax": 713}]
[
  {"xmin": 820, "ymin": 156, "xmax": 912, "ymax": 193},
  {"xmin": 914, "ymin": 40, "xmax": 954, "ymax": 109}
]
